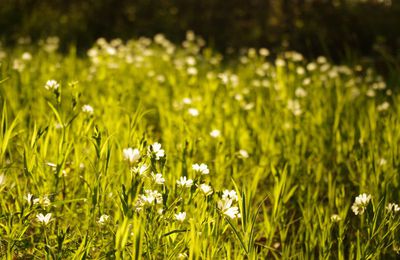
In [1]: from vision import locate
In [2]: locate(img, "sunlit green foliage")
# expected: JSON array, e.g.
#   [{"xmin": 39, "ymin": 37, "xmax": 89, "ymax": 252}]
[{"xmin": 0, "ymin": 34, "xmax": 399, "ymax": 259}]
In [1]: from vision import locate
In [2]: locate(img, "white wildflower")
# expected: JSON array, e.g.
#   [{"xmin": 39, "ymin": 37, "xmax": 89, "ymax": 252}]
[
  {"xmin": 82, "ymin": 104, "xmax": 94, "ymax": 115},
  {"xmin": 330, "ymin": 214, "xmax": 342, "ymax": 222},
  {"xmin": 386, "ymin": 203, "xmax": 400, "ymax": 213},
  {"xmin": 188, "ymin": 108, "xmax": 199, "ymax": 117},
  {"xmin": 218, "ymin": 199, "xmax": 239, "ymax": 219},
  {"xmin": 176, "ymin": 176, "xmax": 193, "ymax": 188},
  {"xmin": 222, "ymin": 190, "xmax": 238, "ymax": 202},
  {"xmin": 151, "ymin": 172, "xmax": 165, "ymax": 185},
  {"xmin": 198, "ymin": 184, "xmax": 213, "ymax": 196},
  {"xmin": 210, "ymin": 129, "xmax": 221, "ymax": 138},
  {"xmin": 238, "ymin": 149, "xmax": 249, "ymax": 159},
  {"xmin": 149, "ymin": 142, "xmax": 165, "ymax": 160},
  {"xmin": 44, "ymin": 80, "xmax": 59, "ymax": 90},
  {"xmin": 175, "ymin": 212, "xmax": 186, "ymax": 222},
  {"xmin": 97, "ymin": 214, "xmax": 110, "ymax": 225},
  {"xmin": 192, "ymin": 163, "xmax": 209, "ymax": 175},
  {"xmin": 33, "ymin": 195, "xmax": 51, "ymax": 207},
  {"xmin": 36, "ymin": 213, "xmax": 52, "ymax": 225},
  {"xmin": 351, "ymin": 193, "xmax": 372, "ymax": 215},
  {"xmin": 123, "ymin": 148, "xmax": 141, "ymax": 164}
]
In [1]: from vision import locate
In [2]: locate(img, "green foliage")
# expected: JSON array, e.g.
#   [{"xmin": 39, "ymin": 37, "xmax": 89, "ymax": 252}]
[{"xmin": 0, "ymin": 34, "xmax": 399, "ymax": 259}]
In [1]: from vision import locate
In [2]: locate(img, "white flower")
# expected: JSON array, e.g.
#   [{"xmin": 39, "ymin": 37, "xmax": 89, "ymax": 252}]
[
  {"xmin": 386, "ymin": 203, "xmax": 400, "ymax": 213},
  {"xmin": 131, "ymin": 164, "xmax": 148, "ymax": 176},
  {"xmin": 21, "ymin": 52, "xmax": 32, "ymax": 61},
  {"xmin": 182, "ymin": 97, "xmax": 192, "ymax": 105},
  {"xmin": 151, "ymin": 172, "xmax": 165, "ymax": 185},
  {"xmin": 149, "ymin": 142, "xmax": 165, "ymax": 160},
  {"xmin": 330, "ymin": 214, "xmax": 342, "ymax": 222},
  {"xmin": 222, "ymin": 190, "xmax": 238, "ymax": 202},
  {"xmin": 175, "ymin": 212, "xmax": 186, "ymax": 222},
  {"xmin": 36, "ymin": 213, "xmax": 52, "ymax": 225},
  {"xmin": 97, "ymin": 214, "xmax": 110, "ymax": 225},
  {"xmin": 33, "ymin": 195, "xmax": 51, "ymax": 207},
  {"xmin": 377, "ymin": 102, "xmax": 390, "ymax": 112},
  {"xmin": 123, "ymin": 148, "xmax": 140, "ymax": 163},
  {"xmin": 44, "ymin": 80, "xmax": 59, "ymax": 90},
  {"xmin": 82, "ymin": 104, "xmax": 94, "ymax": 115},
  {"xmin": 192, "ymin": 163, "xmax": 209, "ymax": 175},
  {"xmin": 218, "ymin": 199, "xmax": 239, "ymax": 219},
  {"xmin": 295, "ymin": 87, "xmax": 307, "ymax": 98},
  {"xmin": 351, "ymin": 193, "xmax": 372, "ymax": 215},
  {"xmin": 210, "ymin": 129, "xmax": 221, "ymax": 138},
  {"xmin": 138, "ymin": 190, "xmax": 163, "ymax": 206},
  {"xmin": 238, "ymin": 149, "xmax": 249, "ymax": 159},
  {"xmin": 176, "ymin": 176, "xmax": 193, "ymax": 188},
  {"xmin": 188, "ymin": 108, "xmax": 199, "ymax": 117},
  {"xmin": 24, "ymin": 193, "xmax": 34, "ymax": 204},
  {"xmin": 198, "ymin": 184, "xmax": 213, "ymax": 196}
]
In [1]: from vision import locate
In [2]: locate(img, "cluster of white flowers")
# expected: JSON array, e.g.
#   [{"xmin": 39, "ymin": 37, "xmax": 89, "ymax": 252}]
[
  {"xmin": 136, "ymin": 189, "xmax": 163, "ymax": 210},
  {"xmin": 386, "ymin": 203, "xmax": 400, "ymax": 213},
  {"xmin": 351, "ymin": 193, "xmax": 372, "ymax": 215},
  {"xmin": 218, "ymin": 190, "xmax": 240, "ymax": 219}
]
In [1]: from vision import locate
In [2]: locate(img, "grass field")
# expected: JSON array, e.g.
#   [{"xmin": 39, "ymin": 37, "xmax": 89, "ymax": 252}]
[{"xmin": 0, "ymin": 33, "xmax": 400, "ymax": 259}]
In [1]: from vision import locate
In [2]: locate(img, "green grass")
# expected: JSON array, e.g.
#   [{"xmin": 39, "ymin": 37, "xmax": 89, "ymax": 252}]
[{"xmin": 0, "ymin": 34, "xmax": 399, "ymax": 259}]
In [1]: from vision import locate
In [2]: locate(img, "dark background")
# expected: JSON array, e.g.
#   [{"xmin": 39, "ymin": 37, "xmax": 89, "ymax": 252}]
[{"xmin": 1, "ymin": 0, "xmax": 399, "ymax": 61}]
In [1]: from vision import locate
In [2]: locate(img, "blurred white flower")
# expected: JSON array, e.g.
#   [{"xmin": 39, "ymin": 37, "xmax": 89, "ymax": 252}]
[
  {"xmin": 259, "ymin": 48, "xmax": 270, "ymax": 57},
  {"xmin": 33, "ymin": 195, "xmax": 51, "ymax": 207},
  {"xmin": 82, "ymin": 104, "xmax": 94, "ymax": 115},
  {"xmin": 222, "ymin": 190, "xmax": 238, "ymax": 202},
  {"xmin": 175, "ymin": 212, "xmax": 186, "ymax": 222},
  {"xmin": 44, "ymin": 80, "xmax": 59, "ymax": 90},
  {"xmin": 351, "ymin": 193, "xmax": 372, "ymax": 215},
  {"xmin": 123, "ymin": 148, "xmax": 140, "ymax": 163},
  {"xmin": 295, "ymin": 87, "xmax": 307, "ymax": 98},
  {"xmin": 192, "ymin": 163, "xmax": 209, "ymax": 175},
  {"xmin": 188, "ymin": 108, "xmax": 199, "ymax": 117},
  {"xmin": 238, "ymin": 149, "xmax": 249, "ymax": 159},
  {"xmin": 151, "ymin": 172, "xmax": 165, "ymax": 185},
  {"xmin": 330, "ymin": 214, "xmax": 342, "ymax": 222},
  {"xmin": 36, "ymin": 213, "xmax": 52, "ymax": 225},
  {"xmin": 97, "ymin": 214, "xmax": 110, "ymax": 225},
  {"xmin": 210, "ymin": 129, "xmax": 221, "ymax": 138},
  {"xmin": 176, "ymin": 176, "xmax": 193, "ymax": 188},
  {"xmin": 138, "ymin": 190, "xmax": 163, "ymax": 206},
  {"xmin": 21, "ymin": 52, "xmax": 32, "ymax": 61},
  {"xmin": 199, "ymin": 183, "xmax": 213, "ymax": 196},
  {"xmin": 377, "ymin": 102, "xmax": 390, "ymax": 112}
]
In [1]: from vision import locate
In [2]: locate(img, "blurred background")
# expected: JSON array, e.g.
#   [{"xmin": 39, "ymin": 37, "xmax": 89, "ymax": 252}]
[{"xmin": 0, "ymin": 0, "xmax": 399, "ymax": 62}]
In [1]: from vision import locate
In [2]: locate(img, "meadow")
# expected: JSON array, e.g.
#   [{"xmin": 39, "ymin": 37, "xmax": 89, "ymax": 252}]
[{"xmin": 0, "ymin": 32, "xmax": 399, "ymax": 259}]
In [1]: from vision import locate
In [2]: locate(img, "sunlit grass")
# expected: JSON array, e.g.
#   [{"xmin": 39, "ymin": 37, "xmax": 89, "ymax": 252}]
[{"xmin": 0, "ymin": 33, "xmax": 399, "ymax": 259}]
